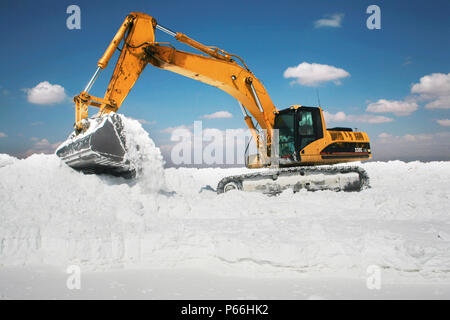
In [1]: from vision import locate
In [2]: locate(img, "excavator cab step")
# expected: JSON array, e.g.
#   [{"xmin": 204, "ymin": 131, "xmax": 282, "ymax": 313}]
[{"xmin": 56, "ymin": 114, "xmax": 135, "ymax": 178}]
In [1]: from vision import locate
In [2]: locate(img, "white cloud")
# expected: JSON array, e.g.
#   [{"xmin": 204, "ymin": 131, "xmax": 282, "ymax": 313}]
[
  {"xmin": 160, "ymin": 125, "xmax": 193, "ymax": 134},
  {"xmin": 323, "ymin": 111, "xmax": 393, "ymax": 124},
  {"xmin": 374, "ymin": 131, "xmax": 450, "ymax": 161},
  {"xmin": 403, "ymin": 133, "xmax": 433, "ymax": 142},
  {"xmin": 24, "ymin": 81, "xmax": 67, "ymax": 105},
  {"xmin": 378, "ymin": 132, "xmax": 434, "ymax": 143},
  {"xmin": 366, "ymin": 99, "xmax": 418, "ymax": 116},
  {"xmin": 130, "ymin": 118, "xmax": 156, "ymax": 125},
  {"xmin": 0, "ymin": 132, "xmax": 7, "ymax": 138},
  {"xmin": 436, "ymin": 132, "xmax": 450, "ymax": 138},
  {"xmin": 437, "ymin": 119, "xmax": 450, "ymax": 127},
  {"xmin": 348, "ymin": 114, "xmax": 393, "ymax": 124},
  {"xmin": 201, "ymin": 111, "xmax": 233, "ymax": 119},
  {"xmin": 161, "ymin": 124, "xmax": 450, "ymax": 163},
  {"xmin": 284, "ymin": 62, "xmax": 350, "ymax": 86},
  {"xmin": 424, "ymin": 96, "xmax": 450, "ymax": 110},
  {"xmin": 159, "ymin": 124, "xmax": 256, "ymax": 167},
  {"xmin": 24, "ymin": 138, "xmax": 62, "ymax": 157},
  {"xmin": 324, "ymin": 111, "xmax": 347, "ymax": 122},
  {"xmin": 378, "ymin": 132, "xmax": 392, "ymax": 139},
  {"xmin": 411, "ymin": 73, "xmax": 450, "ymax": 98},
  {"xmin": 402, "ymin": 57, "xmax": 413, "ymax": 66},
  {"xmin": 34, "ymin": 138, "xmax": 52, "ymax": 148},
  {"xmin": 314, "ymin": 14, "xmax": 344, "ymax": 28},
  {"xmin": 365, "ymin": 73, "xmax": 449, "ymax": 118},
  {"xmin": 411, "ymin": 73, "xmax": 450, "ymax": 110}
]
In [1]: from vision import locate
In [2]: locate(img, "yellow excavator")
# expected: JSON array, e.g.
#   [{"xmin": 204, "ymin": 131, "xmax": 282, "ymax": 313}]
[{"xmin": 56, "ymin": 12, "xmax": 371, "ymax": 194}]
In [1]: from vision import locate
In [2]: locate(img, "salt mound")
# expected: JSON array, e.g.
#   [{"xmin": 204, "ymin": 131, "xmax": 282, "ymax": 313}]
[
  {"xmin": 0, "ymin": 154, "xmax": 16, "ymax": 168},
  {"xmin": 120, "ymin": 115, "xmax": 166, "ymax": 193},
  {"xmin": 0, "ymin": 153, "xmax": 167, "ymax": 267},
  {"xmin": 1, "ymin": 138, "xmax": 450, "ymax": 280},
  {"xmin": 0, "ymin": 115, "xmax": 168, "ymax": 266}
]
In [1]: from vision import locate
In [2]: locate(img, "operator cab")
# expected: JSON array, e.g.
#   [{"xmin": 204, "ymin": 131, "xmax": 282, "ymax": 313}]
[{"xmin": 274, "ymin": 106, "xmax": 323, "ymax": 163}]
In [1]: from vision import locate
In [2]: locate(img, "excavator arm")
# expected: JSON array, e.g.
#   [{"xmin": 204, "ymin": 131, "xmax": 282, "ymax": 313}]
[
  {"xmin": 74, "ymin": 12, "xmax": 277, "ymax": 164},
  {"xmin": 74, "ymin": 13, "xmax": 156, "ymax": 126}
]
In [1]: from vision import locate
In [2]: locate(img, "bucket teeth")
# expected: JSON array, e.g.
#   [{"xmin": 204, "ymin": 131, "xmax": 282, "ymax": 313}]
[{"xmin": 56, "ymin": 114, "xmax": 135, "ymax": 178}]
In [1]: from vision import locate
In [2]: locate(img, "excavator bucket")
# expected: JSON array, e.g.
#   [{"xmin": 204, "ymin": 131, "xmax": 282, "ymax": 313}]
[{"xmin": 56, "ymin": 114, "xmax": 135, "ymax": 178}]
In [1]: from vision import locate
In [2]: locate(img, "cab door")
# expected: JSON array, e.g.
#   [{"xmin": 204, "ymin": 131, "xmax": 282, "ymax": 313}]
[
  {"xmin": 296, "ymin": 107, "xmax": 323, "ymax": 156},
  {"xmin": 274, "ymin": 110, "xmax": 296, "ymax": 159}
]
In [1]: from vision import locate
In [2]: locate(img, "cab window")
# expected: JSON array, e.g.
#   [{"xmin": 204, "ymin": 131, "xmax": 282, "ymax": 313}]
[
  {"xmin": 298, "ymin": 111, "xmax": 314, "ymax": 135},
  {"xmin": 297, "ymin": 109, "xmax": 323, "ymax": 150}
]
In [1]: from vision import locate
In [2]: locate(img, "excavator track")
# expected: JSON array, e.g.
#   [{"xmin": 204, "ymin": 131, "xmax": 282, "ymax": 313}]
[{"xmin": 216, "ymin": 166, "xmax": 370, "ymax": 195}]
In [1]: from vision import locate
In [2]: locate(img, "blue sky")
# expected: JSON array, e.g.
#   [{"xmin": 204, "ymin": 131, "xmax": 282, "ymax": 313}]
[{"xmin": 0, "ymin": 0, "xmax": 449, "ymax": 161}]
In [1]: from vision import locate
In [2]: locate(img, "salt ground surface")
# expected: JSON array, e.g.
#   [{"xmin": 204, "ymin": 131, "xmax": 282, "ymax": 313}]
[
  {"xmin": 1, "ymin": 117, "xmax": 450, "ymax": 299},
  {"xmin": 1, "ymin": 267, "xmax": 449, "ymax": 299}
]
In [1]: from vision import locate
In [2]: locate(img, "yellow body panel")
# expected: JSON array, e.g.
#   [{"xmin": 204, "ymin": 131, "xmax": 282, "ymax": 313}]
[{"xmin": 299, "ymin": 130, "xmax": 371, "ymax": 165}]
